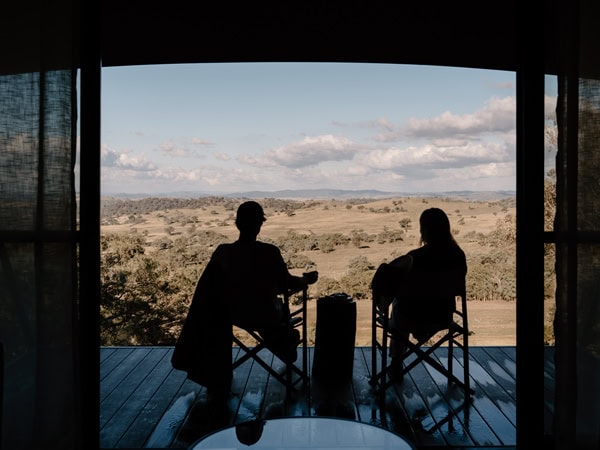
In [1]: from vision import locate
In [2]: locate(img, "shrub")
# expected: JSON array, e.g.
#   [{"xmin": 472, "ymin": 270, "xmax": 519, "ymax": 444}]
[
  {"xmin": 466, "ymin": 251, "xmax": 515, "ymax": 301},
  {"xmin": 339, "ymin": 270, "xmax": 373, "ymax": 300},
  {"xmin": 347, "ymin": 255, "xmax": 375, "ymax": 272},
  {"xmin": 313, "ymin": 276, "xmax": 343, "ymax": 298},
  {"xmin": 285, "ymin": 253, "xmax": 313, "ymax": 270}
]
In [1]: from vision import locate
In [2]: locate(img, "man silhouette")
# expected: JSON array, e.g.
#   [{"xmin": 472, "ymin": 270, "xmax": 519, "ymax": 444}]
[{"xmin": 172, "ymin": 201, "xmax": 318, "ymax": 398}]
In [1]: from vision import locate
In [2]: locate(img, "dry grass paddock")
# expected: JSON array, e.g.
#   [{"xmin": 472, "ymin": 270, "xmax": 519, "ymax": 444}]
[{"xmin": 102, "ymin": 195, "xmax": 536, "ymax": 346}]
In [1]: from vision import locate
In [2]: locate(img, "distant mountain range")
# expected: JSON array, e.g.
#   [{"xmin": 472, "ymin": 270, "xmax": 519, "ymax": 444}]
[{"xmin": 102, "ymin": 188, "xmax": 515, "ymax": 202}]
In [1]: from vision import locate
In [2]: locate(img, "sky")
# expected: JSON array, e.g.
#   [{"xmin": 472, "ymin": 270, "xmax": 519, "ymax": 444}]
[{"xmin": 97, "ymin": 62, "xmax": 558, "ymax": 195}]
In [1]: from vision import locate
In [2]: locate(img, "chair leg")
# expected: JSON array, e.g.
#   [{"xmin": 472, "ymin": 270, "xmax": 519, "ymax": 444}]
[
  {"xmin": 380, "ymin": 315, "xmax": 389, "ymax": 403},
  {"xmin": 302, "ymin": 290, "xmax": 308, "ymax": 383},
  {"xmin": 371, "ymin": 296, "xmax": 393, "ymax": 403},
  {"xmin": 463, "ymin": 337, "xmax": 471, "ymax": 399},
  {"xmin": 286, "ymin": 363, "xmax": 292, "ymax": 395},
  {"xmin": 371, "ymin": 297, "xmax": 377, "ymax": 386},
  {"xmin": 448, "ymin": 336, "xmax": 454, "ymax": 388},
  {"xmin": 231, "ymin": 288, "xmax": 310, "ymax": 393}
]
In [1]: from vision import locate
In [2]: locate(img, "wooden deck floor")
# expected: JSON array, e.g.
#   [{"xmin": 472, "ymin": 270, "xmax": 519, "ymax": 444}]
[{"xmin": 100, "ymin": 346, "xmax": 555, "ymax": 449}]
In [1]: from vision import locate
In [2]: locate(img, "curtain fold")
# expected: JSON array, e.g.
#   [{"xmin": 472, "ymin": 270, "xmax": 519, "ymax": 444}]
[
  {"xmin": 0, "ymin": 70, "xmax": 79, "ymax": 448},
  {"xmin": 554, "ymin": 1, "xmax": 600, "ymax": 446}
]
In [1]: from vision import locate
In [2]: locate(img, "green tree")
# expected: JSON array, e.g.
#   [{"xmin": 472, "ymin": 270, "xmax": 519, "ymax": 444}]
[{"xmin": 100, "ymin": 233, "xmax": 199, "ymax": 345}]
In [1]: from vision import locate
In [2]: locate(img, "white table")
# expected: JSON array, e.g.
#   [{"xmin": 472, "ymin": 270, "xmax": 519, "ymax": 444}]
[{"xmin": 190, "ymin": 416, "xmax": 415, "ymax": 449}]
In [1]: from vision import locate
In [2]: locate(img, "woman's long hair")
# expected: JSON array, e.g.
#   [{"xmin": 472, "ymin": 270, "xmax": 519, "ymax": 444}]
[{"xmin": 419, "ymin": 207, "xmax": 457, "ymax": 246}]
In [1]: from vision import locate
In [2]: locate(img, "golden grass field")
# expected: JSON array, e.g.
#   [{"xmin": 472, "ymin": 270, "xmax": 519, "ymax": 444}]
[{"xmin": 103, "ymin": 195, "xmax": 524, "ymax": 346}]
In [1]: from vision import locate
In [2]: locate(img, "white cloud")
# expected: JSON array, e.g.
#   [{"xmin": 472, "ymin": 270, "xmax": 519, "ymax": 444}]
[
  {"xmin": 545, "ymin": 95, "xmax": 557, "ymax": 122},
  {"xmin": 490, "ymin": 81, "xmax": 514, "ymax": 90},
  {"xmin": 361, "ymin": 140, "xmax": 511, "ymax": 174},
  {"xmin": 191, "ymin": 137, "xmax": 215, "ymax": 146},
  {"xmin": 428, "ymin": 161, "xmax": 516, "ymax": 191},
  {"xmin": 160, "ymin": 141, "xmax": 190, "ymax": 157},
  {"xmin": 159, "ymin": 140, "xmax": 213, "ymax": 158},
  {"xmin": 239, "ymin": 134, "xmax": 361, "ymax": 169},
  {"xmin": 375, "ymin": 96, "xmax": 516, "ymax": 142},
  {"xmin": 405, "ymin": 96, "xmax": 515, "ymax": 138},
  {"xmin": 101, "ymin": 144, "xmax": 157, "ymax": 171},
  {"xmin": 332, "ymin": 117, "xmax": 393, "ymax": 131},
  {"xmin": 100, "ymin": 92, "xmax": 519, "ymax": 194},
  {"xmin": 213, "ymin": 152, "xmax": 231, "ymax": 161}
]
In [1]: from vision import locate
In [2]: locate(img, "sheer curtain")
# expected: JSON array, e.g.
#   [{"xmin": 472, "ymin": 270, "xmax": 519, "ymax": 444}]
[
  {"xmin": 554, "ymin": 1, "xmax": 600, "ymax": 448},
  {"xmin": 0, "ymin": 70, "xmax": 79, "ymax": 448}
]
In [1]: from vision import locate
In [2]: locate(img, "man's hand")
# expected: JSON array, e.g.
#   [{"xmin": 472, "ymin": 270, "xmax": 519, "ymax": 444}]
[{"xmin": 302, "ymin": 270, "xmax": 318, "ymax": 285}]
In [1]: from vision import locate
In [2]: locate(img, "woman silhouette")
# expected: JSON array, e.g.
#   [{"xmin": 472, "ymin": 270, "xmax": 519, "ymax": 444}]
[{"xmin": 385, "ymin": 207, "xmax": 467, "ymax": 378}]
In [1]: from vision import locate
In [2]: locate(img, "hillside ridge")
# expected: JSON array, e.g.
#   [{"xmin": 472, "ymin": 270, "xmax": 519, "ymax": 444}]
[{"xmin": 102, "ymin": 188, "xmax": 516, "ymax": 202}]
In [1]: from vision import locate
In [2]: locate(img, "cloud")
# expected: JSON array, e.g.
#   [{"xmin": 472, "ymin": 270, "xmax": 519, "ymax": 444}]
[
  {"xmin": 213, "ymin": 152, "xmax": 231, "ymax": 161},
  {"xmin": 100, "ymin": 153, "xmax": 281, "ymax": 193},
  {"xmin": 405, "ymin": 96, "xmax": 515, "ymax": 138},
  {"xmin": 427, "ymin": 161, "xmax": 516, "ymax": 191},
  {"xmin": 332, "ymin": 117, "xmax": 393, "ymax": 131},
  {"xmin": 159, "ymin": 139, "xmax": 212, "ymax": 158},
  {"xmin": 490, "ymin": 81, "xmax": 514, "ymax": 90},
  {"xmin": 375, "ymin": 96, "xmax": 516, "ymax": 142},
  {"xmin": 100, "ymin": 92, "xmax": 520, "ymax": 194},
  {"xmin": 360, "ymin": 139, "xmax": 512, "ymax": 176},
  {"xmin": 101, "ymin": 144, "xmax": 157, "ymax": 171},
  {"xmin": 545, "ymin": 95, "xmax": 557, "ymax": 121},
  {"xmin": 238, "ymin": 134, "xmax": 361, "ymax": 168},
  {"xmin": 160, "ymin": 141, "xmax": 190, "ymax": 157},
  {"xmin": 191, "ymin": 137, "xmax": 215, "ymax": 146}
]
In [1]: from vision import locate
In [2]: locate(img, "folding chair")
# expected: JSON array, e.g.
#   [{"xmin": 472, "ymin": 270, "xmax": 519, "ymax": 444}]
[
  {"xmin": 370, "ymin": 269, "xmax": 473, "ymax": 402},
  {"xmin": 231, "ymin": 286, "xmax": 308, "ymax": 391}
]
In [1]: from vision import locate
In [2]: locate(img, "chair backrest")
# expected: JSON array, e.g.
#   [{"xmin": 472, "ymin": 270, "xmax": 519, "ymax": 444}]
[
  {"xmin": 391, "ymin": 268, "xmax": 467, "ymax": 338},
  {"xmin": 394, "ymin": 268, "xmax": 466, "ymax": 301}
]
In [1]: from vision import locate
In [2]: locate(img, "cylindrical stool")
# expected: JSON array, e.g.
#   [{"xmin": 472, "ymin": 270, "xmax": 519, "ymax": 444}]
[{"xmin": 312, "ymin": 293, "xmax": 356, "ymax": 382}]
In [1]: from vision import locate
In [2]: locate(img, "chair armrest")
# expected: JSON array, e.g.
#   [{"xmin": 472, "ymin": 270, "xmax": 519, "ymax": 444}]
[{"xmin": 286, "ymin": 285, "xmax": 306, "ymax": 297}]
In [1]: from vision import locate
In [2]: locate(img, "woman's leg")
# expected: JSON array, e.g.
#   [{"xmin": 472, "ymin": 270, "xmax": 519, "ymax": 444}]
[{"xmin": 388, "ymin": 300, "xmax": 411, "ymax": 380}]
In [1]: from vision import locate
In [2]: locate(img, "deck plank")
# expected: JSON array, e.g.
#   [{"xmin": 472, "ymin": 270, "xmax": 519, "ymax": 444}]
[
  {"xmin": 101, "ymin": 347, "xmax": 169, "ymax": 432},
  {"xmin": 429, "ymin": 349, "xmax": 513, "ymax": 446},
  {"xmin": 349, "ymin": 347, "xmax": 376, "ymax": 423},
  {"xmin": 359, "ymin": 347, "xmax": 438, "ymax": 445},
  {"xmin": 388, "ymin": 358, "xmax": 451, "ymax": 446},
  {"xmin": 264, "ymin": 346, "xmax": 310, "ymax": 418},
  {"xmin": 470, "ymin": 347, "xmax": 516, "ymax": 397},
  {"xmin": 261, "ymin": 350, "xmax": 294, "ymax": 419},
  {"xmin": 101, "ymin": 347, "xmax": 152, "ymax": 427},
  {"xmin": 99, "ymin": 346, "xmax": 552, "ymax": 449},
  {"xmin": 100, "ymin": 347, "xmax": 137, "ymax": 384},
  {"xmin": 115, "ymin": 349, "xmax": 192, "ymax": 448},
  {"xmin": 171, "ymin": 348, "xmax": 241, "ymax": 448},
  {"xmin": 350, "ymin": 347, "xmax": 382, "ymax": 426},
  {"xmin": 408, "ymin": 359, "xmax": 478, "ymax": 447},
  {"xmin": 235, "ymin": 347, "xmax": 272, "ymax": 422},
  {"xmin": 100, "ymin": 346, "xmax": 117, "ymax": 364},
  {"xmin": 100, "ymin": 348, "xmax": 171, "ymax": 447},
  {"xmin": 493, "ymin": 347, "xmax": 517, "ymax": 379}
]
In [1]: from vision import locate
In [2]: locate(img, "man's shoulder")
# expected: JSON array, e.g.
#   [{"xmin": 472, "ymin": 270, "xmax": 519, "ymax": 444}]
[{"xmin": 211, "ymin": 242, "xmax": 234, "ymax": 257}]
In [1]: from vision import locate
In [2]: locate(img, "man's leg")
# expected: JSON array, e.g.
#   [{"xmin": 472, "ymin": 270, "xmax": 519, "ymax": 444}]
[{"xmin": 259, "ymin": 322, "xmax": 300, "ymax": 364}]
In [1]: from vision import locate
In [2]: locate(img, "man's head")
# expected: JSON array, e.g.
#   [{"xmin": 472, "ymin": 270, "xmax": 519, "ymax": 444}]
[{"xmin": 235, "ymin": 201, "xmax": 266, "ymax": 233}]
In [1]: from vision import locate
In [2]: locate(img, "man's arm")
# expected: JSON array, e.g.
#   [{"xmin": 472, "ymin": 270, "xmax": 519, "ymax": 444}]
[{"xmin": 286, "ymin": 271, "xmax": 318, "ymax": 294}]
